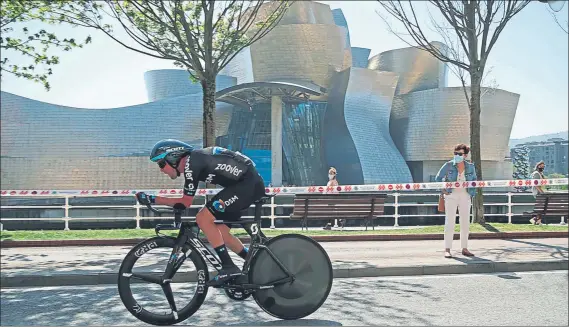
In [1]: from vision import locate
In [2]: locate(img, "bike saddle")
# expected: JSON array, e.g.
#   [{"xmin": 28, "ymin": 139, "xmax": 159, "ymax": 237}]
[{"xmin": 256, "ymin": 193, "xmax": 276, "ymax": 204}]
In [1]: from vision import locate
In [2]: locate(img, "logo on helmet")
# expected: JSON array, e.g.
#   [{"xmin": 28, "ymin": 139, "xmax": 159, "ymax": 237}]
[{"xmin": 165, "ymin": 146, "xmax": 186, "ymax": 153}]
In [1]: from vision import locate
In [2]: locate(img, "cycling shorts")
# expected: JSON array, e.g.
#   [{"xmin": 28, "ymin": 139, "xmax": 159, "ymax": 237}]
[{"xmin": 205, "ymin": 170, "xmax": 266, "ymax": 221}]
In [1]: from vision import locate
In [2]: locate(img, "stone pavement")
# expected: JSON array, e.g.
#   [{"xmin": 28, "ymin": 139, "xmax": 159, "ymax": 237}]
[{"xmin": 1, "ymin": 238, "xmax": 567, "ymax": 287}]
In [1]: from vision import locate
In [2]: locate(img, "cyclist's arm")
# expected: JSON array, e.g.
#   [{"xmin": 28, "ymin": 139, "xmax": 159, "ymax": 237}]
[{"xmin": 155, "ymin": 194, "xmax": 194, "ymax": 208}]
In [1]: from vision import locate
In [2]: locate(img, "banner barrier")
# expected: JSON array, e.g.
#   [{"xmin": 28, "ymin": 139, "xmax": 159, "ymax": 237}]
[{"xmin": 1, "ymin": 178, "xmax": 567, "ymax": 197}]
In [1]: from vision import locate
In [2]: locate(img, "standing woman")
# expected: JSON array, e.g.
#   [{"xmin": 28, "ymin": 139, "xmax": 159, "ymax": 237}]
[
  {"xmin": 435, "ymin": 144, "xmax": 478, "ymax": 258},
  {"xmin": 323, "ymin": 167, "xmax": 339, "ymax": 230},
  {"xmin": 530, "ymin": 161, "xmax": 547, "ymax": 225}
]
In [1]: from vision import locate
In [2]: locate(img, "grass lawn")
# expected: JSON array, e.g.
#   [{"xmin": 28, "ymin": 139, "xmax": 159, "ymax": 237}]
[{"xmin": 1, "ymin": 223, "xmax": 566, "ymax": 241}]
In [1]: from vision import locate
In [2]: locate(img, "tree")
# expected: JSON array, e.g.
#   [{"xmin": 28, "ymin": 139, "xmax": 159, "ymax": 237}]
[
  {"xmin": 546, "ymin": 173, "xmax": 568, "ymax": 191},
  {"xmin": 377, "ymin": 0, "xmax": 534, "ymax": 224},
  {"xmin": 61, "ymin": 0, "xmax": 290, "ymax": 147},
  {"xmin": 511, "ymin": 146, "xmax": 530, "ymax": 192},
  {"xmin": 0, "ymin": 0, "xmax": 93, "ymax": 91}
]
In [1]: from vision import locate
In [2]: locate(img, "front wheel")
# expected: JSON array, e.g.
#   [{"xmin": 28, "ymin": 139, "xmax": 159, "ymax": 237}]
[
  {"xmin": 249, "ymin": 234, "xmax": 333, "ymax": 320},
  {"xmin": 117, "ymin": 237, "xmax": 209, "ymax": 325}
]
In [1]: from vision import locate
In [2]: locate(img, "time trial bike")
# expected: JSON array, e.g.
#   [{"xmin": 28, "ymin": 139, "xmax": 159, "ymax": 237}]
[{"xmin": 117, "ymin": 195, "xmax": 333, "ymax": 325}]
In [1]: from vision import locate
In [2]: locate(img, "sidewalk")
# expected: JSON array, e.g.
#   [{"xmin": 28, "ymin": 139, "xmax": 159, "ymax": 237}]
[{"xmin": 1, "ymin": 238, "xmax": 567, "ymax": 288}]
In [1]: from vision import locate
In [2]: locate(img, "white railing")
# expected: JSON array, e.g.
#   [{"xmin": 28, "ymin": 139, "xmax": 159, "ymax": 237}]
[{"xmin": 1, "ymin": 191, "xmax": 567, "ymax": 230}]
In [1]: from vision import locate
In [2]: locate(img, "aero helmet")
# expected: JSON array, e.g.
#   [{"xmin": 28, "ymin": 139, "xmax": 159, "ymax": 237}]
[{"xmin": 150, "ymin": 139, "xmax": 193, "ymax": 169}]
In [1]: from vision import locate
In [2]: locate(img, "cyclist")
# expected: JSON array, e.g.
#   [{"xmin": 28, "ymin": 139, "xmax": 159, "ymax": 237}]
[{"xmin": 135, "ymin": 139, "xmax": 266, "ymax": 286}]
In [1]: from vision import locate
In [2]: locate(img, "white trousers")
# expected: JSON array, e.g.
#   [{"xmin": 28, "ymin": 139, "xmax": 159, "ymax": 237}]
[{"xmin": 444, "ymin": 191, "xmax": 472, "ymax": 249}]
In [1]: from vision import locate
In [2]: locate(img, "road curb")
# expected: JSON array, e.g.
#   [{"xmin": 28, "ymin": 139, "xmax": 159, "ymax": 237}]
[
  {"xmin": 2, "ymin": 260, "xmax": 567, "ymax": 288},
  {"xmin": 1, "ymin": 231, "xmax": 567, "ymax": 248}
]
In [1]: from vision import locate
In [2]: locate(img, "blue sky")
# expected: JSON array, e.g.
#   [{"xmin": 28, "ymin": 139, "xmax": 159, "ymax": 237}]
[{"xmin": 1, "ymin": 1, "xmax": 567, "ymax": 139}]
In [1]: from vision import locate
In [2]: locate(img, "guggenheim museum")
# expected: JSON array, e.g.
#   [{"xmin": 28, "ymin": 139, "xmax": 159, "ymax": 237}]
[{"xmin": 0, "ymin": 1, "xmax": 519, "ymax": 190}]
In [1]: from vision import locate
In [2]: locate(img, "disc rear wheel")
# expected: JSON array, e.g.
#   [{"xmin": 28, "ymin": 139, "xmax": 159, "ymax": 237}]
[{"xmin": 249, "ymin": 234, "xmax": 333, "ymax": 320}]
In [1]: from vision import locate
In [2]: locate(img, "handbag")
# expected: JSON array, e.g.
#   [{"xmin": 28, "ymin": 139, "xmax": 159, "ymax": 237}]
[
  {"xmin": 437, "ymin": 165, "xmax": 451, "ymax": 213},
  {"xmin": 438, "ymin": 194, "xmax": 446, "ymax": 213}
]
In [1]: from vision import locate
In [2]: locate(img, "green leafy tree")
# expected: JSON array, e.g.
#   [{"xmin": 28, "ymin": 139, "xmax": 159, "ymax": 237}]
[
  {"xmin": 68, "ymin": 0, "xmax": 290, "ymax": 147},
  {"xmin": 0, "ymin": 0, "xmax": 94, "ymax": 90},
  {"xmin": 546, "ymin": 173, "xmax": 568, "ymax": 191},
  {"xmin": 377, "ymin": 0, "xmax": 536, "ymax": 224}
]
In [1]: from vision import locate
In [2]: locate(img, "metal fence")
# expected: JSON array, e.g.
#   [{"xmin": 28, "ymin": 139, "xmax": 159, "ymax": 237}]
[{"xmin": 1, "ymin": 191, "xmax": 567, "ymax": 231}]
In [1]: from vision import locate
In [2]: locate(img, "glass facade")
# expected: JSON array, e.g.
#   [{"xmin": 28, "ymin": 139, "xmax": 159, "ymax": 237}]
[
  {"xmin": 282, "ymin": 101, "xmax": 328, "ymax": 186},
  {"xmin": 217, "ymin": 101, "xmax": 328, "ymax": 186},
  {"xmin": 217, "ymin": 105, "xmax": 272, "ymax": 184}
]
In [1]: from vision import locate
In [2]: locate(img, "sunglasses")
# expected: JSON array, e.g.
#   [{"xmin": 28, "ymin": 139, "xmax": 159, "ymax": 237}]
[
  {"xmin": 158, "ymin": 160, "xmax": 167, "ymax": 169},
  {"xmin": 454, "ymin": 152, "xmax": 465, "ymax": 156}
]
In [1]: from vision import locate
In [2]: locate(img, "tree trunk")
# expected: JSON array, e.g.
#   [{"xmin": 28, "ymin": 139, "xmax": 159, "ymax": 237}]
[
  {"xmin": 201, "ymin": 77, "xmax": 217, "ymax": 148},
  {"xmin": 469, "ymin": 74, "xmax": 485, "ymax": 224}
]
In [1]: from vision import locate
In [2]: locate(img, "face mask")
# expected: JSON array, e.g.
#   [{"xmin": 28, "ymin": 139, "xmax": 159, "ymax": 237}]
[
  {"xmin": 453, "ymin": 155, "xmax": 464, "ymax": 163},
  {"xmin": 538, "ymin": 167, "xmax": 544, "ymax": 172},
  {"xmin": 329, "ymin": 174, "xmax": 335, "ymax": 179}
]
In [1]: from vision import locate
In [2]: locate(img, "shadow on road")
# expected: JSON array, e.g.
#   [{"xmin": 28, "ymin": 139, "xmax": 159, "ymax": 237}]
[
  {"xmin": 0, "ymin": 277, "xmax": 442, "ymax": 326},
  {"xmin": 221, "ymin": 319, "xmax": 342, "ymax": 326}
]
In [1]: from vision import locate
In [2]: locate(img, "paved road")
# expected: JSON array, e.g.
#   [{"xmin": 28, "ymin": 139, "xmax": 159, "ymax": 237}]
[
  {"xmin": 1, "ymin": 271, "xmax": 567, "ymax": 326},
  {"xmin": 2, "ymin": 238, "xmax": 567, "ymax": 277}
]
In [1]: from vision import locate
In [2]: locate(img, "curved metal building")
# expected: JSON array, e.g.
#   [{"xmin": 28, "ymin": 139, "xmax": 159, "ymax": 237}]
[
  {"xmin": 343, "ymin": 68, "xmax": 412, "ymax": 183},
  {"xmin": 368, "ymin": 42, "xmax": 448, "ymax": 95},
  {"xmin": 1, "ymin": 1, "xmax": 520, "ymax": 189},
  {"xmin": 0, "ymin": 73, "xmax": 236, "ymax": 189},
  {"xmin": 390, "ymin": 87, "xmax": 519, "ymax": 162}
]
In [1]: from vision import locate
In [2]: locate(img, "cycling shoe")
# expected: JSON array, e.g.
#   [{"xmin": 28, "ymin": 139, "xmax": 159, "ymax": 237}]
[{"xmin": 207, "ymin": 265, "xmax": 242, "ymax": 287}]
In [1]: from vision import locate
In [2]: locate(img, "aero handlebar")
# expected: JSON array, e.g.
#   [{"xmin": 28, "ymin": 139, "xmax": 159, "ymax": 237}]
[{"xmin": 143, "ymin": 202, "xmax": 185, "ymax": 228}]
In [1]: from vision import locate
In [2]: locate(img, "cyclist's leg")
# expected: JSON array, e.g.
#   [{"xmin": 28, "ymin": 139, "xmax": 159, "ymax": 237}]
[
  {"xmin": 196, "ymin": 208, "xmax": 224, "ymax": 248},
  {"xmin": 208, "ymin": 173, "xmax": 265, "ymax": 261},
  {"xmin": 218, "ymin": 223, "xmax": 248, "ymax": 259},
  {"xmin": 203, "ymin": 179, "xmax": 260, "ymax": 286}
]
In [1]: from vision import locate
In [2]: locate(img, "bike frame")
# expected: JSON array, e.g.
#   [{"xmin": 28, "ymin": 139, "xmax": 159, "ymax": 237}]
[{"xmin": 145, "ymin": 198, "xmax": 295, "ymax": 293}]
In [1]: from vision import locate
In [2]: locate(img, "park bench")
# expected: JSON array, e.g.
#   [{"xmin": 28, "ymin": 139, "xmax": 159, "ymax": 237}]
[
  {"xmin": 289, "ymin": 192, "xmax": 388, "ymax": 231},
  {"xmin": 523, "ymin": 192, "xmax": 568, "ymax": 224}
]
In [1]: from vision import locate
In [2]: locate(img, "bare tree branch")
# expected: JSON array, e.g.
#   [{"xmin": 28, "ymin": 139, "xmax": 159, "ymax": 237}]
[
  {"xmin": 376, "ymin": 0, "xmax": 531, "ymax": 224},
  {"xmin": 550, "ymin": 9, "xmax": 569, "ymax": 33}
]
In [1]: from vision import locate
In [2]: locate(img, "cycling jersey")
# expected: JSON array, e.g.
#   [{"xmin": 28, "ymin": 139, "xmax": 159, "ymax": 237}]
[
  {"xmin": 183, "ymin": 147, "xmax": 255, "ymax": 197},
  {"xmin": 181, "ymin": 146, "xmax": 265, "ymax": 221}
]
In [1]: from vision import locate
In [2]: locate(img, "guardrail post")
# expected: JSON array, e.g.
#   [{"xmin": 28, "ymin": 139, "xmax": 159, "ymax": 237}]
[
  {"xmin": 135, "ymin": 203, "xmax": 141, "ymax": 229},
  {"xmin": 393, "ymin": 193, "xmax": 400, "ymax": 227},
  {"xmin": 560, "ymin": 216, "xmax": 566, "ymax": 225},
  {"xmin": 63, "ymin": 196, "xmax": 70, "ymax": 231},
  {"xmin": 270, "ymin": 196, "xmax": 276, "ymax": 229},
  {"xmin": 507, "ymin": 192, "xmax": 513, "ymax": 224}
]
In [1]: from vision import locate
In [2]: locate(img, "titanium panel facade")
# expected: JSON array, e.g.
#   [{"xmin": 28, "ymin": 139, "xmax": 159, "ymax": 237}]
[
  {"xmin": 0, "ymin": 73, "xmax": 236, "ymax": 190},
  {"xmin": 390, "ymin": 87, "xmax": 520, "ymax": 162},
  {"xmin": 343, "ymin": 68, "xmax": 413, "ymax": 183},
  {"xmin": 323, "ymin": 69, "xmax": 364, "ymax": 185},
  {"xmin": 368, "ymin": 42, "xmax": 448, "ymax": 95},
  {"xmin": 255, "ymin": 1, "xmax": 335, "ymax": 26},
  {"xmin": 247, "ymin": 3, "xmax": 351, "ymax": 92},
  {"xmin": 144, "ymin": 70, "xmax": 236, "ymax": 102},
  {"xmin": 219, "ymin": 47, "xmax": 255, "ymax": 85},
  {"xmin": 351, "ymin": 47, "xmax": 371, "ymax": 68},
  {"xmin": 249, "ymin": 24, "xmax": 350, "ymax": 92}
]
